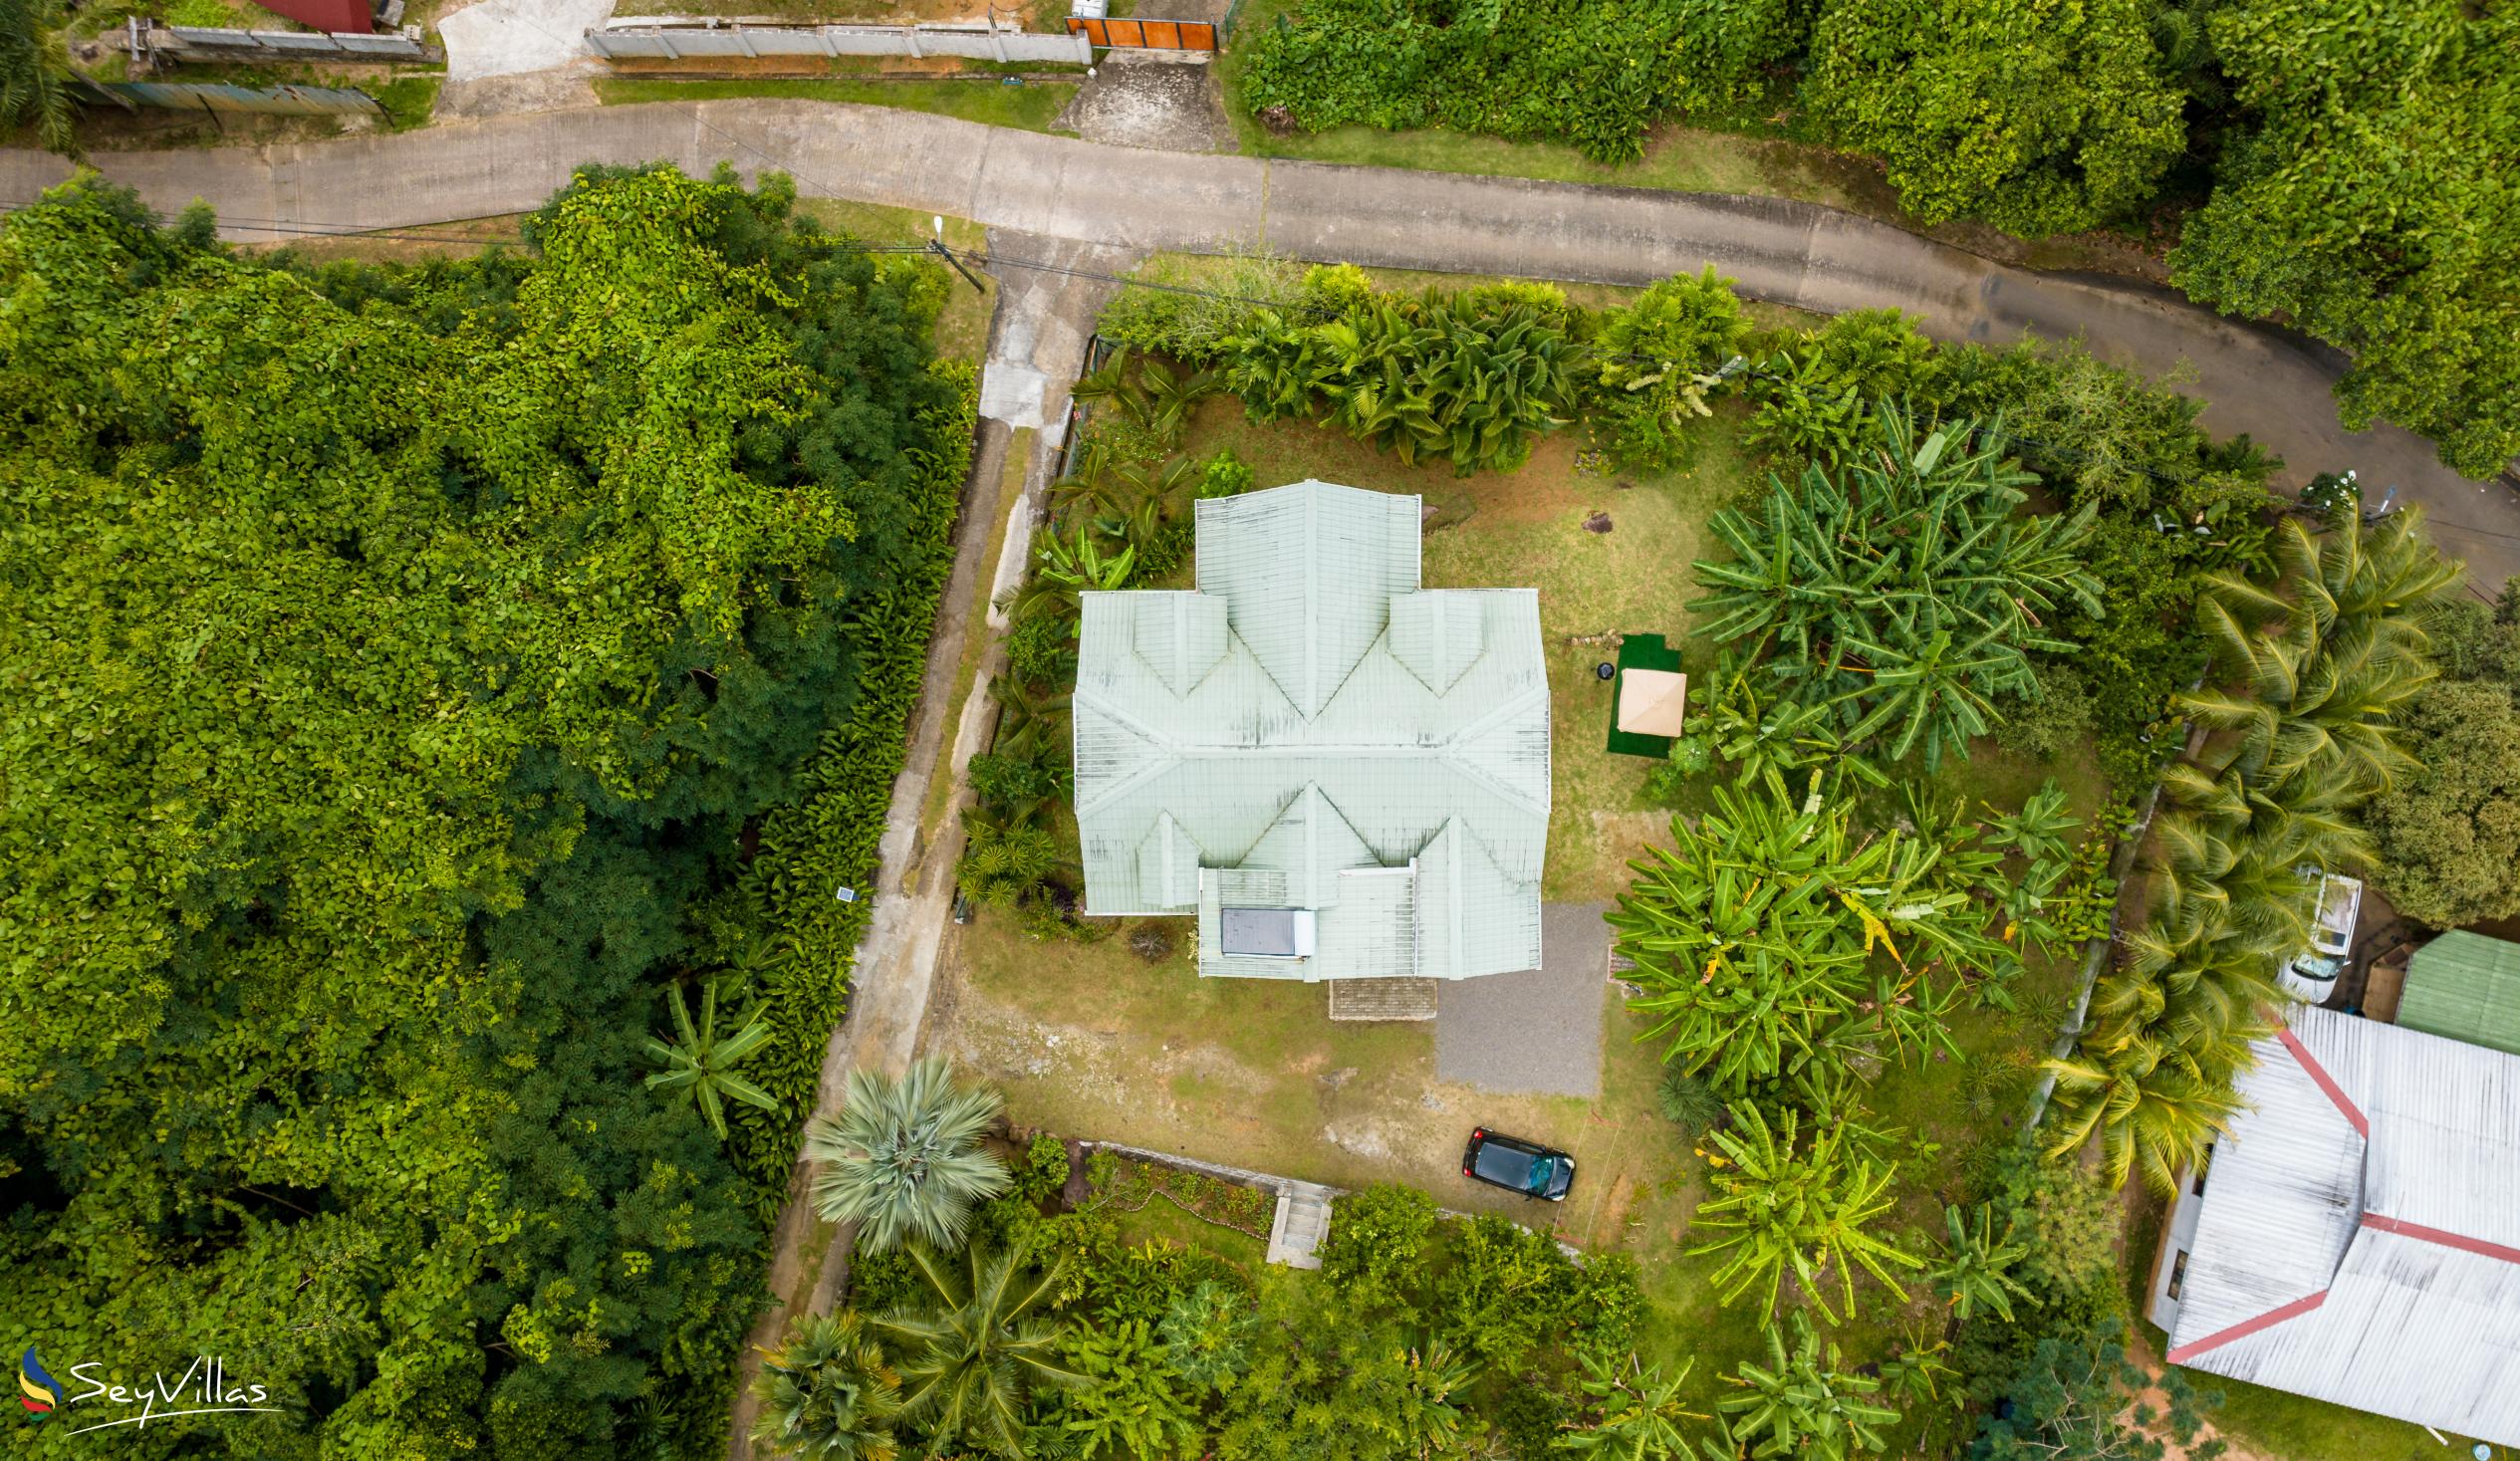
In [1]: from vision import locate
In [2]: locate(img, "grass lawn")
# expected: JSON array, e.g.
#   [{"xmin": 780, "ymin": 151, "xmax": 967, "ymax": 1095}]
[{"xmin": 595, "ymin": 76, "xmax": 1077, "ymax": 131}]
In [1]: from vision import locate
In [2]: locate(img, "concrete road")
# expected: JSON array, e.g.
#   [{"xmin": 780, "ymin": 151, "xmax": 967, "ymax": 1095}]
[{"xmin": 2, "ymin": 102, "xmax": 2512, "ymax": 591}]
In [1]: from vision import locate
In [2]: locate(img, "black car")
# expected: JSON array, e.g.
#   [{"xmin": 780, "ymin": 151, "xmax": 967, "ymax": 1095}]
[{"xmin": 1462, "ymin": 1127, "xmax": 1575, "ymax": 1202}]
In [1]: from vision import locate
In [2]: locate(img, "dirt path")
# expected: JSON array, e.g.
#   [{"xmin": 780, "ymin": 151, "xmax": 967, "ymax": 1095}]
[{"xmin": 721, "ymin": 230, "xmax": 1123, "ymax": 1461}]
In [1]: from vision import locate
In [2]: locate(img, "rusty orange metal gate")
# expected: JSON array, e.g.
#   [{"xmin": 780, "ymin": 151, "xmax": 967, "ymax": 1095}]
[{"xmin": 1066, "ymin": 16, "xmax": 1219, "ymax": 50}]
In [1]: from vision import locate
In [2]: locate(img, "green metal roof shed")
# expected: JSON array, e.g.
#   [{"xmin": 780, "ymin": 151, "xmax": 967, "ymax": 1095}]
[{"xmin": 2397, "ymin": 930, "xmax": 2520, "ymax": 1057}]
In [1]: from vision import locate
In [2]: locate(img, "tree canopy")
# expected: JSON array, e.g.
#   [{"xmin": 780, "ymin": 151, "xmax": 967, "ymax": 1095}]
[{"xmin": 0, "ymin": 165, "xmax": 970, "ymax": 1455}]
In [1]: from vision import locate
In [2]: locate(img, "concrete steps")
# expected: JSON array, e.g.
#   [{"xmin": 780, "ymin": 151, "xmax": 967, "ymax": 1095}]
[
  {"xmin": 1327, "ymin": 977, "xmax": 1438, "ymax": 1022},
  {"xmin": 1266, "ymin": 1181, "xmax": 1335, "ymax": 1269}
]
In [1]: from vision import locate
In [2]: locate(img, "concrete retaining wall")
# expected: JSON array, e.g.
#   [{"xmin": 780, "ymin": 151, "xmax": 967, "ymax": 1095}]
[
  {"xmin": 164, "ymin": 25, "xmax": 433, "ymax": 60},
  {"xmin": 588, "ymin": 21, "xmax": 1090, "ymax": 64}
]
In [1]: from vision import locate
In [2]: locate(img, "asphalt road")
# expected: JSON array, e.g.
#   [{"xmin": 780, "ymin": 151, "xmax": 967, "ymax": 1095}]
[
  {"xmin": 4, "ymin": 102, "xmax": 2513, "ymax": 591},
  {"xmin": 1435, "ymin": 901, "xmax": 1613, "ymax": 1098}
]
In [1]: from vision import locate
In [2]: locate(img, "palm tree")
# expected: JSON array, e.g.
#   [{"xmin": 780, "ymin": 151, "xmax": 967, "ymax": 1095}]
[
  {"xmin": 873, "ymin": 1238, "xmax": 1082, "ymax": 1458},
  {"xmin": 642, "ymin": 981, "xmax": 781, "ymax": 1140},
  {"xmin": 1718, "ymin": 1310, "xmax": 1902, "ymax": 1461},
  {"xmin": 2041, "ymin": 1038, "xmax": 2247, "ymax": 1192},
  {"xmin": 1, "ymin": 0, "xmax": 79, "ymax": 158},
  {"xmin": 804, "ymin": 1057, "xmax": 1011, "ymax": 1252},
  {"xmin": 750, "ymin": 1312, "xmax": 901, "ymax": 1461}
]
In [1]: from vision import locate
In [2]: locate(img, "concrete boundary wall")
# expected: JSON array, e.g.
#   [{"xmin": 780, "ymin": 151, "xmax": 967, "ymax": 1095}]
[
  {"xmin": 164, "ymin": 25, "xmax": 433, "ymax": 60},
  {"xmin": 587, "ymin": 21, "xmax": 1090, "ymax": 64}
]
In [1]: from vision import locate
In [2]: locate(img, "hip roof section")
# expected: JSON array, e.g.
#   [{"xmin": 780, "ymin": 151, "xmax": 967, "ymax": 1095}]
[
  {"xmin": 2162, "ymin": 1004, "xmax": 2520, "ymax": 1446},
  {"xmin": 1073, "ymin": 480, "xmax": 1551, "ymax": 981}
]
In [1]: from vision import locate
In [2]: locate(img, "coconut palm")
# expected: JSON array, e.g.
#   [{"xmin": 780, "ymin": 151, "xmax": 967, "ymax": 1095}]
[
  {"xmin": 1, "ymin": 0, "xmax": 79, "ymax": 157},
  {"xmin": 2041, "ymin": 1038, "xmax": 2247, "ymax": 1193},
  {"xmin": 750, "ymin": 1312, "xmax": 901, "ymax": 1461},
  {"xmin": 642, "ymin": 981, "xmax": 781, "ymax": 1140},
  {"xmin": 873, "ymin": 1237, "xmax": 1082, "ymax": 1457},
  {"xmin": 805, "ymin": 1057, "xmax": 1010, "ymax": 1253}
]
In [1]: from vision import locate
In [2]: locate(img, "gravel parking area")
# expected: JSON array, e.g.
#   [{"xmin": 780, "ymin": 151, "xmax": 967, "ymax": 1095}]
[{"xmin": 1434, "ymin": 901, "xmax": 1611, "ymax": 1097}]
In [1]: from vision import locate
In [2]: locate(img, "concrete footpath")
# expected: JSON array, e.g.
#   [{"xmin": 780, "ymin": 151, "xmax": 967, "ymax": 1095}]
[{"xmin": 2, "ymin": 102, "xmax": 2513, "ymax": 591}]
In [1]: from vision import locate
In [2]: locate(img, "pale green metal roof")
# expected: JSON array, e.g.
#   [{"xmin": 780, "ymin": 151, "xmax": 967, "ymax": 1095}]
[
  {"xmin": 1075, "ymin": 480, "xmax": 1550, "ymax": 981},
  {"xmin": 2399, "ymin": 930, "xmax": 2520, "ymax": 1057}
]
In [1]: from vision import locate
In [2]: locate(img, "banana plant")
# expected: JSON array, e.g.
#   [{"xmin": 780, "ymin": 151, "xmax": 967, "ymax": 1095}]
[
  {"xmin": 1926, "ymin": 1203, "xmax": 2033, "ymax": 1323},
  {"xmin": 1690, "ymin": 404, "xmax": 2102, "ymax": 769},
  {"xmin": 642, "ymin": 981, "xmax": 780, "ymax": 1140},
  {"xmin": 1689, "ymin": 1102, "xmax": 1923, "ymax": 1323},
  {"xmin": 1717, "ymin": 1311, "xmax": 1903, "ymax": 1461}
]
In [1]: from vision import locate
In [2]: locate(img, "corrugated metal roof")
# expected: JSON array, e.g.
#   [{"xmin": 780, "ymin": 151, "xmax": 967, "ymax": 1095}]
[
  {"xmin": 2400, "ymin": 930, "xmax": 2520, "ymax": 1057},
  {"xmin": 2161, "ymin": 1004, "xmax": 2520, "ymax": 1446},
  {"xmin": 1075, "ymin": 481, "xmax": 1550, "ymax": 981}
]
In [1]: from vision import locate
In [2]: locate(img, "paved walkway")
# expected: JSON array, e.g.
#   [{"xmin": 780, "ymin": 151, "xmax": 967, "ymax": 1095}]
[
  {"xmin": 2, "ymin": 102, "xmax": 2512, "ymax": 591},
  {"xmin": 1435, "ymin": 901, "xmax": 1612, "ymax": 1097}
]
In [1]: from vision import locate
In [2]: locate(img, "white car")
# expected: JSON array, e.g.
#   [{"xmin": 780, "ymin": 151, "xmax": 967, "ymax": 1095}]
[{"xmin": 2278, "ymin": 869, "xmax": 2364, "ymax": 1003}]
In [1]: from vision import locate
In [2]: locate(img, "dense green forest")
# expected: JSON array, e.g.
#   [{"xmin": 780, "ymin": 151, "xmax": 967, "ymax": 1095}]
[
  {"xmin": 1241, "ymin": 0, "xmax": 2520, "ymax": 478},
  {"xmin": 0, "ymin": 165, "xmax": 973, "ymax": 1457}
]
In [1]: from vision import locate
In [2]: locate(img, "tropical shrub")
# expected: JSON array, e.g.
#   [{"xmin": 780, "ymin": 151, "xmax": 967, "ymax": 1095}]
[
  {"xmin": 1098, "ymin": 250, "xmax": 1317, "ymax": 363},
  {"xmin": 1803, "ymin": 0, "xmax": 2185, "ymax": 236},
  {"xmin": 806, "ymin": 1057, "xmax": 1013, "ymax": 1251},
  {"xmin": 1691, "ymin": 405, "xmax": 2103, "ymax": 768},
  {"xmin": 1591, "ymin": 265, "xmax": 1750, "ymax": 470},
  {"xmin": 1318, "ymin": 1184, "xmax": 1439, "ymax": 1318},
  {"xmin": 2365, "ymin": 682, "xmax": 2520, "ymax": 928},
  {"xmin": 1435, "ymin": 1214, "xmax": 1577, "ymax": 1371},
  {"xmin": 1656, "ymin": 1067, "xmax": 1729, "ymax": 1131},
  {"xmin": 1227, "ymin": 289, "xmax": 1579, "ymax": 474},
  {"xmin": 0, "ymin": 165, "xmax": 968, "ymax": 1457},
  {"xmin": 1240, "ymin": 0, "xmax": 1706, "ymax": 163},
  {"xmin": 1058, "ymin": 1318, "xmax": 1202, "ymax": 1459}
]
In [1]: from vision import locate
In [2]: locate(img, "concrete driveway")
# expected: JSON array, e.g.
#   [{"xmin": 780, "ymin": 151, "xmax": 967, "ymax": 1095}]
[{"xmin": 1435, "ymin": 901, "xmax": 1611, "ymax": 1097}]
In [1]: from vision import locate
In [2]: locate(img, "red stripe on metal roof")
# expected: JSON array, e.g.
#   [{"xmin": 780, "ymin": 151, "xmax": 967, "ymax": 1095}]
[
  {"xmin": 2165, "ymin": 1289, "xmax": 2330, "ymax": 1365},
  {"xmin": 2278, "ymin": 1024, "xmax": 2369, "ymax": 1137},
  {"xmin": 2362, "ymin": 1213, "xmax": 2520, "ymax": 1267}
]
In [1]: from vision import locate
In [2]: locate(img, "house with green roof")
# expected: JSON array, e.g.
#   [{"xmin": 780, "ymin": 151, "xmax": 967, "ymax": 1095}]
[
  {"xmin": 1071, "ymin": 480, "xmax": 1551, "ymax": 982},
  {"xmin": 2397, "ymin": 929, "xmax": 2520, "ymax": 1057}
]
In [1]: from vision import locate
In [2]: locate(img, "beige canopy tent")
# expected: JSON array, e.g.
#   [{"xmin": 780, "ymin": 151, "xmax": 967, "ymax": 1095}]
[{"xmin": 1615, "ymin": 667, "xmax": 1688, "ymax": 738}]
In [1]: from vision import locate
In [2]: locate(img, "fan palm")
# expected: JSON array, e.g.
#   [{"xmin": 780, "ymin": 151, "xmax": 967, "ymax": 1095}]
[
  {"xmin": 873, "ymin": 1238, "xmax": 1082, "ymax": 1457},
  {"xmin": 804, "ymin": 1057, "xmax": 1011, "ymax": 1252},
  {"xmin": 642, "ymin": 981, "xmax": 781, "ymax": 1140},
  {"xmin": 750, "ymin": 1312, "xmax": 901, "ymax": 1461}
]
